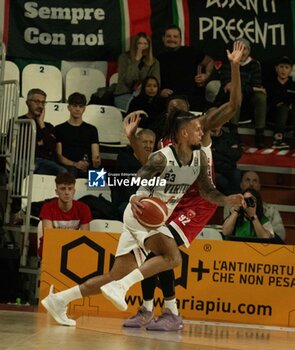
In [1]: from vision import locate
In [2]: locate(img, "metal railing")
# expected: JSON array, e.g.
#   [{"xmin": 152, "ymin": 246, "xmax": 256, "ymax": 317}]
[
  {"xmin": 5, "ymin": 119, "xmax": 36, "ymax": 265},
  {"xmin": 0, "ymin": 80, "xmax": 19, "ymax": 157},
  {"xmin": 0, "ymin": 41, "xmax": 5, "ymax": 83}
]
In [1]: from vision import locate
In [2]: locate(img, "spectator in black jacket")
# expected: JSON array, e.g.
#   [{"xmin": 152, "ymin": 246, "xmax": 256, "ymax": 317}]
[
  {"xmin": 157, "ymin": 24, "xmax": 213, "ymax": 111},
  {"xmin": 266, "ymin": 56, "xmax": 295, "ymax": 149},
  {"xmin": 127, "ymin": 76, "xmax": 165, "ymax": 129},
  {"xmin": 215, "ymin": 38, "xmax": 267, "ymax": 148},
  {"xmin": 211, "ymin": 125, "xmax": 243, "ymax": 195},
  {"xmin": 19, "ymin": 88, "xmax": 67, "ymax": 175}
]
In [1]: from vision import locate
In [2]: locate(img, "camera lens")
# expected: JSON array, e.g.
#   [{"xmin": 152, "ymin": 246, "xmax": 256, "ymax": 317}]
[{"xmin": 245, "ymin": 197, "xmax": 256, "ymax": 207}]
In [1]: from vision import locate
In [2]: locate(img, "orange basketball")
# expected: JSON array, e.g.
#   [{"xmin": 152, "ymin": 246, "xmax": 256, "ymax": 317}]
[{"xmin": 137, "ymin": 197, "xmax": 168, "ymax": 229}]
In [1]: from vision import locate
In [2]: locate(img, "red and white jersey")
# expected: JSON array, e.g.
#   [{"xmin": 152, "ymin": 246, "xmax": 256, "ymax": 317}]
[
  {"xmin": 160, "ymin": 138, "xmax": 217, "ymax": 246},
  {"xmin": 38, "ymin": 198, "xmax": 91, "ymax": 257},
  {"xmin": 39, "ymin": 198, "xmax": 92, "ymax": 229}
]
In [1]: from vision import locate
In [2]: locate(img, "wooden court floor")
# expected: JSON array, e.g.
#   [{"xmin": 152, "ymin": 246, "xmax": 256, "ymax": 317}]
[{"xmin": 1, "ymin": 310, "xmax": 295, "ymax": 350}]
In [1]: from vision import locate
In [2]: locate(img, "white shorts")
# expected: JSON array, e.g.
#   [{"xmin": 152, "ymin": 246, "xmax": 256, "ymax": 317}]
[{"xmin": 115, "ymin": 203, "xmax": 174, "ymax": 266}]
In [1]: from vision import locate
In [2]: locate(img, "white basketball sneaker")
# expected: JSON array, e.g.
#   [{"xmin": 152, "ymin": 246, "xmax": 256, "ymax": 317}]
[
  {"xmin": 101, "ymin": 281, "xmax": 128, "ymax": 311},
  {"xmin": 41, "ymin": 285, "xmax": 76, "ymax": 326}
]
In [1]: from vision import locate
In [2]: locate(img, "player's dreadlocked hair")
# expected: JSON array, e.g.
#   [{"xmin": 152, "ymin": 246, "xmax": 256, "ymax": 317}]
[{"xmin": 163, "ymin": 109, "xmax": 199, "ymax": 143}]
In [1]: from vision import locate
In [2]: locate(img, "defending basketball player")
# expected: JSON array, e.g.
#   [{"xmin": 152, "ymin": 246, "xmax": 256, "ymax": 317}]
[
  {"xmin": 41, "ymin": 107, "xmax": 243, "ymax": 327},
  {"xmin": 122, "ymin": 41, "xmax": 244, "ymax": 330}
]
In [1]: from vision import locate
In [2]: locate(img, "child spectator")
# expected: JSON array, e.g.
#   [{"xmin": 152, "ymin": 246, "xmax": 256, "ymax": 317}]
[{"xmin": 266, "ymin": 56, "xmax": 295, "ymax": 149}]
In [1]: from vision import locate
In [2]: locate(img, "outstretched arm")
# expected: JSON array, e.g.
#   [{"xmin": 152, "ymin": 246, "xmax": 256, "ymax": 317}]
[
  {"xmin": 124, "ymin": 111, "xmax": 151, "ymax": 165},
  {"xmin": 202, "ymin": 41, "xmax": 244, "ymax": 133}
]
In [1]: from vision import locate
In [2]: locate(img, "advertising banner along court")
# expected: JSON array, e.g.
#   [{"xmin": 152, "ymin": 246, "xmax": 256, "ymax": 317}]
[{"xmin": 39, "ymin": 229, "xmax": 295, "ymax": 327}]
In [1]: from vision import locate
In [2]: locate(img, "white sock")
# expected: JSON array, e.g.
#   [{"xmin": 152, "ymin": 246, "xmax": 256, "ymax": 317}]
[
  {"xmin": 56, "ymin": 286, "xmax": 82, "ymax": 304},
  {"xmin": 164, "ymin": 298, "xmax": 178, "ymax": 315},
  {"xmin": 118, "ymin": 269, "xmax": 144, "ymax": 291},
  {"xmin": 142, "ymin": 299, "xmax": 154, "ymax": 312}
]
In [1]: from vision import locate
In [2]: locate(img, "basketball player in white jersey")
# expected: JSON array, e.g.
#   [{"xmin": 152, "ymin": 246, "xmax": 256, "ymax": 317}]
[
  {"xmin": 41, "ymin": 109, "xmax": 243, "ymax": 327},
  {"xmin": 122, "ymin": 41, "xmax": 244, "ymax": 330}
]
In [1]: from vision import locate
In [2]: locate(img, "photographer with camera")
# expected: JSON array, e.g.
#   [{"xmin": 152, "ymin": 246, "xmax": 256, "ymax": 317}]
[{"xmin": 222, "ymin": 188, "xmax": 274, "ymax": 239}]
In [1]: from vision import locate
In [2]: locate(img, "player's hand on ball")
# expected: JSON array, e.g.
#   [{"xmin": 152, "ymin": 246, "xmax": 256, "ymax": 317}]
[
  {"xmin": 136, "ymin": 197, "xmax": 168, "ymax": 229},
  {"xmin": 130, "ymin": 195, "xmax": 146, "ymax": 218}
]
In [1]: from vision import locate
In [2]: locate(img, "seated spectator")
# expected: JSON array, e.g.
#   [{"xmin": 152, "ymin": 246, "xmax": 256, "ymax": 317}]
[
  {"xmin": 127, "ymin": 76, "xmax": 165, "ymax": 129},
  {"xmin": 266, "ymin": 56, "xmax": 295, "ymax": 149},
  {"xmin": 224, "ymin": 171, "xmax": 286, "ymax": 241},
  {"xmin": 205, "ymin": 60, "xmax": 223, "ymax": 103},
  {"xmin": 211, "ymin": 125, "xmax": 242, "ymax": 195},
  {"xmin": 158, "ymin": 24, "xmax": 213, "ymax": 111},
  {"xmin": 114, "ymin": 32, "xmax": 160, "ymax": 111},
  {"xmin": 19, "ymin": 88, "xmax": 67, "ymax": 175},
  {"xmin": 223, "ymin": 188, "xmax": 274, "ymax": 239},
  {"xmin": 38, "ymin": 172, "xmax": 91, "ymax": 257},
  {"xmin": 215, "ymin": 38, "xmax": 267, "ymax": 148},
  {"xmin": 55, "ymin": 92, "xmax": 101, "ymax": 178},
  {"xmin": 111, "ymin": 126, "xmax": 156, "ymax": 219}
]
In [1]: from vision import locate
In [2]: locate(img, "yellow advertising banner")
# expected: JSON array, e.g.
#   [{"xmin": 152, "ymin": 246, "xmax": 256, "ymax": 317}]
[{"xmin": 39, "ymin": 228, "xmax": 295, "ymax": 327}]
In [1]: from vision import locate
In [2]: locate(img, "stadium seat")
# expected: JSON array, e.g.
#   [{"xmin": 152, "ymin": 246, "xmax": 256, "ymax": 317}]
[
  {"xmin": 21, "ymin": 174, "xmax": 56, "ymax": 211},
  {"xmin": 109, "ymin": 72, "xmax": 118, "ymax": 86},
  {"xmin": 22, "ymin": 64, "xmax": 62, "ymax": 102},
  {"xmin": 65, "ymin": 67, "xmax": 106, "ymax": 103},
  {"xmin": 18, "ymin": 97, "xmax": 28, "ymax": 116},
  {"xmin": 90, "ymin": 219, "xmax": 123, "ymax": 233},
  {"xmin": 196, "ymin": 227, "xmax": 223, "ymax": 240},
  {"xmin": 4, "ymin": 60, "xmax": 20, "ymax": 83},
  {"xmin": 84, "ymin": 104, "xmax": 127, "ymax": 147},
  {"xmin": 43, "ymin": 102, "xmax": 69, "ymax": 126}
]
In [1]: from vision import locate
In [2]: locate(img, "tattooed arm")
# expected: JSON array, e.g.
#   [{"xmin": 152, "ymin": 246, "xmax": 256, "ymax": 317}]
[
  {"xmin": 137, "ymin": 151, "xmax": 167, "ymax": 180},
  {"xmin": 197, "ymin": 150, "xmax": 244, "ymax": 207}
]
